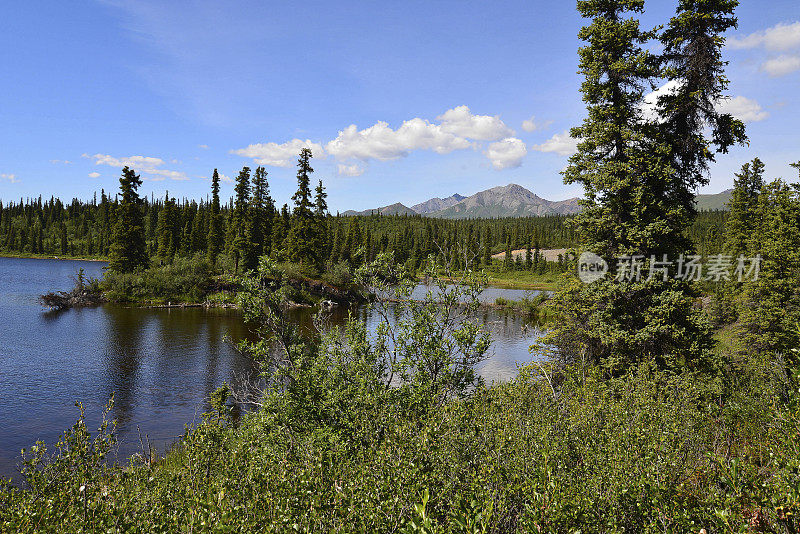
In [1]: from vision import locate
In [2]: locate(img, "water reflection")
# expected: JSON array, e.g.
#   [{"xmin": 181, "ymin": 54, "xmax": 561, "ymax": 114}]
[{"xmin": 0, "ymin": 257, "xmax": 545, "ymax": 479}]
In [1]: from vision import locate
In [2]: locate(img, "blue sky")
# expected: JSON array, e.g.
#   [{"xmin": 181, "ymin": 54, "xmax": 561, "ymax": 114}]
[{"xmin": 1, "ymin": 0, "xmax": 799, "ymax": 212}]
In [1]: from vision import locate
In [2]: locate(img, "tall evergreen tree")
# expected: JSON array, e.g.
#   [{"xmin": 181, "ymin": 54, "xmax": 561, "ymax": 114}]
[
  {"xmin": 483, "ymin": 227, "xmax": 492, "ymax": 266},
  {"xmin": 250, "ymin": 166, "xmax": 273, "ymax": 261},
  {"xmin": 503, "ymin": 238, "xmax": 512, "ymax": 271},
  {"xmin": 314, "ymin": 179, "xmax": 329, "ymax": 260},
  {"xmin": 231, "ymin": 167, "xmax": 253, "ymax": 273},
  {"xmin": 724, "ymin": 158, "xmax": 764, "ymax": 257},
  {"xmin": 156, "ymin": 192, "xmax": 179, "ymax": 263},
  {"xmin": 108, "ymin": 166, "xmax": 148, "ymax": 273},
  {"xmin": 547, "ymin": 0, "xmax": 745, "ymax": 372},
  {"xmin": 741, "ymin": 178, "xmax": 800, "ymax": 354},
  {"xmin": 286, "ymin": 149, "xmax": 319, "ymax": 267},
  {"xmin": 207, "ymin": 169, "xmax": 224, "ymax": 265},
  {"xmin": 314, "ymin": 180, "xmax": 328, "ymax": 217}
]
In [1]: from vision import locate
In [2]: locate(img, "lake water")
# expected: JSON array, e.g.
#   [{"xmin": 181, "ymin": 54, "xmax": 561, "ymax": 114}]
[{"xmin": 0, "ymin": 257, "xmax": 543, "ymax": 479}]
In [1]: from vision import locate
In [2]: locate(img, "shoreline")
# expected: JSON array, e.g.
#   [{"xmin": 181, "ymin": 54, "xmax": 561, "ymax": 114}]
[
  {"xmin": 2, "ymin": 254, "xmax": 556, "ymax": 292},
  {"xmin": 0, "ymin": 253, "xmax": 108, "ymax": 263}
]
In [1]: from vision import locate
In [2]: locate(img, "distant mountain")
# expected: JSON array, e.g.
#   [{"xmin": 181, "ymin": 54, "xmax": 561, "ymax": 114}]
[
  {"xmin": 341, "ymin": 203, "xmax": 417, "ymax": 217},
  {"xmin": 340, "ymin": 184, "xmax": 732, "ymax": 220},
  {"xmin": 430, "ymin": 184, "xmax": 582, "ymax": 219},
  {"xmin": 695, "ymin": 189, "xmax": 732, "ymax": 211},
  {"xmin": 411, "ymin": 194, "xmax": 466, "ymax": 214}
]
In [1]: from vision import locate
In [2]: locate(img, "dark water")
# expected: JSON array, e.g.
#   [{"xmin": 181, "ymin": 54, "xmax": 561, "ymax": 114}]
[{"xmin": 0, "ymin": 257, "xmax": 542, "ymax": 479}]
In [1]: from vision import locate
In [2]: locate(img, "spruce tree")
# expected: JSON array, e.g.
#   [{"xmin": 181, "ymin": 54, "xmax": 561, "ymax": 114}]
[
  {"xmin": 314, "ymin": 180, "xmax": 329, "ymax": 260},
  {"xmin": 483, "ymin": 227, "xmax": 492, "ymax": 266},
  {"xmin": 108, "ymin": 166, "xmax": 148, "ymax": 273},
  {"xmin": 250, "ymin": 166, "xmax": 273, "ymax": 260},
  {"xmin": 271, "ymin": 204, "xmax": 290, "ymax": 261},
  {"xmin": 503, "ymin": 238, "xmax": 512, "ymax": 271},
  {"xmin": 314, "ymin": 179, "xmax": 328, "ymax": 217},
  {"xmin": 724, "ymin": 158, "xmax": 764, "ymax": 257},
  {"xmin": 741, "ymin": 179, "xmax": 800, "ymax": 353},
  {"xmin": 547, "ymin": 0, "xmax": 745, "ymax": 372},
  {"xmin": 156, "ymin": 192, "xmax": 178, "ymax": 263},
  {"xmin": 286, "ymin": 149, "xmax": 319, "ymax": 267},
  {"xmin": 231, "ymin": 167, "xmax": 253, "ymax": 272},
  {"xmin": 207, "ymin": 169, "xmax": 223, "ymax": 265}
]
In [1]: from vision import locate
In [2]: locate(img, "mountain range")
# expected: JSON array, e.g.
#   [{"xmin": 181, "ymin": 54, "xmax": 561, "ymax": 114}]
[{"xmin": 341, "ymin": 183, "xmax": 732, "ymax": 219}]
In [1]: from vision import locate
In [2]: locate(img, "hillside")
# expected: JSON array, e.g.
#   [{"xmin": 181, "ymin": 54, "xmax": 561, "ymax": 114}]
[
  {"xmin": 340, "ymin": 184, "xmax": 731, "ymax": 219},
  {"xmin": 695, "ymin": 189, "xmax": 733, "ymax": 211},
  {"xmin": 411, "ymin": 194, "xmax": 466, "ymax": 214},
  {"xmin": 431, "ymin": 184, "xmax": 581, "ymax": 219},
  {"xmin": 341, "ymin": 203, "xmax": 417, "ymax": 217}
]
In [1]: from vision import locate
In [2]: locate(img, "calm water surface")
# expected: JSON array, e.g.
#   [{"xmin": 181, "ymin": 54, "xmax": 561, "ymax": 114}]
[{"xmin": 0, "ymin": 257, "xmax": 542, "ymax": 478}]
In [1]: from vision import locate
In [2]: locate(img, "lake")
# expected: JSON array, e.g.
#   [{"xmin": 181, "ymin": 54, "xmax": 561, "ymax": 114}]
[{"xmin": 0, "ymin": 257, "xmax": 544, "ymax": 479}]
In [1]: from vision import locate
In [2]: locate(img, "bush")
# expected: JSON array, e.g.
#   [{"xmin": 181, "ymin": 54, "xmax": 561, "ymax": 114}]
[
  {"xmin": 4, "ymin": 256, "xmax": 800, "ymax": 531},
  {"xmin": 322, "ymin": 261, "xmax": 354, "ymax": 289},
  {"xmin": 276, "ymin": 261, "xmax": 319, "ymax": 281},
  {"xmin": 102, "ymin": 255, "xmax": 215, "ymax": 303}
]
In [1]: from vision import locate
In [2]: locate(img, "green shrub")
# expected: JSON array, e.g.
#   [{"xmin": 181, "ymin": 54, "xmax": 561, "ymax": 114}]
[
  {"xmin": 102, "ymin": 255, "xmax": 215, "ymax": 303},
  {"xmin": 494, "ymin": 296, "xmax": 510, "ymax": 307},
  {"xmin": 4, "ymin": 256, "xmax": 800, "ymax": 532},
  {"xmin": 322, "ymin": 261, "xmax": 354, "ymax": 289}
]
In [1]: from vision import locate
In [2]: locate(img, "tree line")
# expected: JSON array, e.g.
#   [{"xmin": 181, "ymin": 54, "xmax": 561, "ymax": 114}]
[{"xmin": 1, "ymin": 168, "xmax": 730, "ymax": 275}]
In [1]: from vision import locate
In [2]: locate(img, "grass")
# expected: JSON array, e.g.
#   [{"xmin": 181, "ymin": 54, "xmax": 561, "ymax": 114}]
[
  {"xmin": 485, "ymin": 269, "xmax": 561, "ymax": 291},
  {"xmin": 493, "ymin": 293, "xmax": 557, "ymax": 321},
  {"xmin": 431, "ymin": 265, "xmax": 562, "ymax": 291}
]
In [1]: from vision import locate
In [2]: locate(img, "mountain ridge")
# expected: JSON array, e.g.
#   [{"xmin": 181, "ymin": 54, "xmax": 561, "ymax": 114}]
[{"xmin": 340, "ymin": 184, "xmax": 732, "ymax": 219}]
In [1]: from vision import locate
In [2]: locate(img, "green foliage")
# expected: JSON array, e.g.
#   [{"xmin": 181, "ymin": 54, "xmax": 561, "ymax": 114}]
[
  {"xmin": 554, "ymin": 0, "xmax": 745, "ymax": 370},
  {"xmin": 207, "ymin": 169, "xmax": 224, "ymax": 265},
  {"xmin": 725, "ymin": 158, "xmax": 764, "ymax": 257},
  {"xmin": 741, "ymin": 179, "xmax": 800, "ymax": 354},
  {"xmin": 231, "ymin": 166, "xmax": 254, "ymax": 272},
  {"xmin": 546, "ymin": 274, "xmax": 716, "ymax": 374},
  {"xmin": 108, "ymin": 167, "xmax": 148, "ymax": 273},
  {"xmin": 250, "ymin": 166, "xmax": 274, "ymax": 259},
  {"xmin": 102, "ymin": 255, "xmax": 215, "ymax": 303},
  {"xmin": 322, "ymin": 260, "xmax": 354, "ymax": 289},
  {"xmin": 3, "ymin": 345, "xmax": 799, "ymax": 531},
  {"xmin": 287, "ymin": 149, "xmax": 323, "ymax": 268}
]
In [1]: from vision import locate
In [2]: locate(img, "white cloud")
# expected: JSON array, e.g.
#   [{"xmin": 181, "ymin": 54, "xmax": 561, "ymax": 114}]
[
  {"xmin": 231, "ymin": 139, "xmax": 324, "ymax": 167},
  {"xmin": 436, "ymin": 105, "xmax": 513, "ymax": 140},
  {"xmin": 337, "ymin": 163, "xmax": 365, "ymax": 177},
  {"xmin": 83, "ymin": 153, "xmax": 189, "ymax": 181},
  {"xmin": 220, "ymin": 173, "xmax": 233, "ymax": 184},
  {"xmin": 50, "ymin": 159, "xmax": 72, "ymax": 165},
  {"xmin": 235, "ymin": 106, "xmax": 521, "ymax": 173},
  {"xmin": 761, "ymin": 54, "xmax": 800, "ymax": 77},
  {"xmin": 531, "ymin": 131, "xmax": 579, "ymax": 157},
  {"xmin": 640, "ymin": 79, "xmax": 681, "ymax": 121},
  {"xmin": 198, "ymin": 144, "xmax": 209, "ymax": 149},
  {"xmin": 521, "ymin": 115, "xmax": 552, "ymax": 132},
  {"xmin": 728, "ymin": 21, "xmax": 800, "ymax": 51},
  {"xmin": 88, "ymin": 172, "xmax": 101, "ymax": 178},
  {"xmin": 641, "ymin": 81, "xmax": 769, "ymax": 123},
  {"xmin": 716, "ymin": 95, "xmax": 770, "ymax": 122},
  {"xmin": 325, "ymin": 119, "xmax": 471, "ymax": 161},
  {"xmin": 0, "ymin": 173, "xmax": 19, "ymax": 184},
  {"xmin": 485, "ymin": 138, "xmax": 527, "ymax": 170}
]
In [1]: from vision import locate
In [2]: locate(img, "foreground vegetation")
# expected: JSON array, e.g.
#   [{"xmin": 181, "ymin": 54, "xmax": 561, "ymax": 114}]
[{"xmin": 2, "ymin": 257, "xmax": 799, "ymax": 532}]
